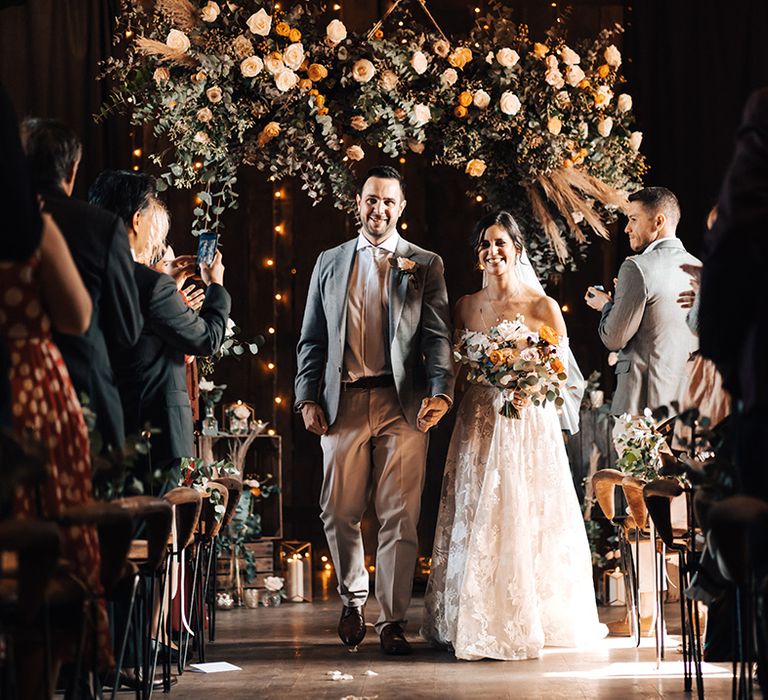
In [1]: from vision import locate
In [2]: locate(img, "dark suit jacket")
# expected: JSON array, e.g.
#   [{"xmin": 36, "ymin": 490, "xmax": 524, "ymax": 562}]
[
  {"xmin": 700, "ymin": 88, "xmax": 768, "ymax": 411},
  {"xmin": 42, "ymin": 186, "xmax": 142, "ymax": 450},
  {"xmin": 113, "ymin": 264, "xmax": 231, "ymax": 463}
]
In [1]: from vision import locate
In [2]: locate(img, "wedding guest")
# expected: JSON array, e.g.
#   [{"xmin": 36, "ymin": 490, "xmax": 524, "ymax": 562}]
[
  {"xmin": 20, "ymin": 117, "xmax": 142, "ymax": 453},
  {"xmin": 89, "ymin": 170, "xmax": 231, "ymax": 492},
  {"xmin": 699, "ymin": 87, "xmax": 768, "ymax": 499},
  {"xmin": 585, "ymin": 186, "xmax": 699, "ymax": 636}
]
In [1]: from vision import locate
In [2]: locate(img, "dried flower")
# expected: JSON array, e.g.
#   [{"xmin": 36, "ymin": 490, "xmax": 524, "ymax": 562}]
[
  {"xmin": 408, "ymin": 139, "xmax": 425, "ymax": 154},
  {"xmin": 433, "ymin": 38, "xmax": 450, "ymax": 58},
  {"xmin": 191, "ymin": 70, "xmax": 207, "ymax": 84}
]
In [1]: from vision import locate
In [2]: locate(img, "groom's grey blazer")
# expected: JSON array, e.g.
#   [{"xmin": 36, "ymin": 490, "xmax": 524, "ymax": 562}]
[
  {"xmin": 295, "ymin": 236, "xmax": 454, "ymax": 428},
  {"xmin": 599, "ymin": 238, "xmax": 700, "ymax": 416}
]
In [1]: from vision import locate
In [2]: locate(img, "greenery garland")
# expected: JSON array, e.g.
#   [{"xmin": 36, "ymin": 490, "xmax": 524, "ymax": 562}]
[{"xmin": 100, "ymin": 0, "xmax": 646, "ymax": 276}]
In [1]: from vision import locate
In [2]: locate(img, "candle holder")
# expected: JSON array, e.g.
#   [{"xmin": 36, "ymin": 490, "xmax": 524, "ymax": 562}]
[{"xmin": 279, "ymin": 540, "xmax": 313, "ymax": 602}]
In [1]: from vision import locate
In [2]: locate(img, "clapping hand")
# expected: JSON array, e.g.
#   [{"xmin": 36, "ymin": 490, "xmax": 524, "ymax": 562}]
[
  {"xmin": 677, "ymin": 263, "xmax": 702, "ymax": 309},
  {"xmin": 416, "ymin": 396, "xmax": 450, "ymax": 432},
  {"xmin": 155, "ymin": 255, "xmax": 197, "ymax": 290}
]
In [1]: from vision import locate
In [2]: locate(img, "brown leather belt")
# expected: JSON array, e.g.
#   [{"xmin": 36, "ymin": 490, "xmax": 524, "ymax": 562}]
[{"xmin": 343, "ymin": 375, "xmax": 395, "ymax": 390}]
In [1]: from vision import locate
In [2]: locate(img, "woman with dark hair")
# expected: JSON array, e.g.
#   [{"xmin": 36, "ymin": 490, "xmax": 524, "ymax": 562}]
[{"xmin": 421, "ymin": 211, "xmax": 604, "ymax": 660}]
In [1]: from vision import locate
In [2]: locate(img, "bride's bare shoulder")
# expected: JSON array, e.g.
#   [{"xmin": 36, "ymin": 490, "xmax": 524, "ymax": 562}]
[{"xmin": 534, "ymin": 294, "xmax": 566, "ymax": 332}]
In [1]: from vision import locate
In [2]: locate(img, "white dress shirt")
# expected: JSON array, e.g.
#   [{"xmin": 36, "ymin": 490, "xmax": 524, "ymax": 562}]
[{"xmin": 343, "ymin": 231, "xmax": 400, "ymax": 381}]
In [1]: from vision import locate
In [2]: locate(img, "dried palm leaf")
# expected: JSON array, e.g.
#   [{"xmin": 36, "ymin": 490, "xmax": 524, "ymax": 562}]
[
  {"xmin": 227, "ymin": 429, "xmax": 260, "ymax": 478},
  {"xmin": 135, "ymin": 36, "xmax": 195, "ymax": 65},
  {"xmin": 156, "ymin": 0, "xmax": 199, "ymax": 32},
  {"xmin": 526, "ymin": 184, "xmax": 569, "ymax": 262}
]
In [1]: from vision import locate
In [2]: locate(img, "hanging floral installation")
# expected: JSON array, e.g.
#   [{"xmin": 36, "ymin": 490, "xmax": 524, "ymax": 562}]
[{"xmin": 100, "ymin": 0, "xmax": 646, "ymax": 275}]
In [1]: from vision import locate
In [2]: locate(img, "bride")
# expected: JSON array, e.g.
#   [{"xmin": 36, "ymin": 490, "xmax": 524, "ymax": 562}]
[{"xmin": 421, "ymin": 211, "xmax": 606, "ymax": 661}]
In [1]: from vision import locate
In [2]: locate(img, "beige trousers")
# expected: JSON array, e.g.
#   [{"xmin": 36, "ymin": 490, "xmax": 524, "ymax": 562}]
[{"xmin": 320, "ymin": 386, "xmax": 428, "ymax": 632}]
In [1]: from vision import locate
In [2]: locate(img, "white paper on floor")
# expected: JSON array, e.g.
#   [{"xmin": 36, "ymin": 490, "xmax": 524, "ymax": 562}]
[
  {"xmin": 327, "ymin": 670, "xmax": 354, "ymax": 681},
  {"xmin": 364, "ymin": 670, "xmax": 378, "ymax": 676},
  {"xmin": 189, "ymin": 662, "xmax": 242, "ymax": 673}
]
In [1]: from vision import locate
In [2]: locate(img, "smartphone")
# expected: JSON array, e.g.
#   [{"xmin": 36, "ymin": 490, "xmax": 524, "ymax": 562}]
[
  {"xmin": 587, "ymin": 284, "xmax": 605, "ymax": 299},
  {"xmin": 196, "ymin": 232, "xmax": 218, "ymax": 269}
]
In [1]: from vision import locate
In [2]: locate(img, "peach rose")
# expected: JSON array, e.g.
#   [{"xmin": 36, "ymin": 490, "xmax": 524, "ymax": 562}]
[
  {"xmin": 499, "ymin": 91, "xmax": 521, "ymax": 116},
  {"xmin": 352, "ymin": 59, "xmax": 375, "ymax": 83},
  {"xmin": 379, "ymin": 70, "xmax": 399, "ymax": 91},
  {"xmin": 465, "ymin": 159, "xmax": 486, "ymax": 177},
  {"xmin": 350, "ymin": 115, "xmax": 369, "ymax": 131},
  {"xmin": 413, "ymin": 103, "xmax": 431, "ymax": 126},
  {"xmin": 258, "ymin": 121, "xmax": 280, "ymax": 146},
  {"xmin": 196, "ymin": 107, "xmax": 213, "ymax": 123},
  {"xmin": 411, "ymin": 50, "xmax": 428, "ymax": 75},
  {"xmin": 559, "ymin": 45, "xmax": 580, "ymax": 65},
  {"xmin": 629, "ymin": 131, "xmax": 643, "ymax": 152},
  {"xmin": 308, "ymin": 63, "xmax": 328, "ymax": 82},
  {"xmin": 597, "ymin": 117, "xmax": 613, "ymax": 137},
  {"xmin": 240, "ymin": 56, "xmax": 263, "ymax": 78},
  {"xmin": 326, "ymin": 19, "xmax": 347, "ymax": 45},
  {"xmin": 440, "ymin": 68, "xmax": 458, "ymax": 87},
  {"xmin": 547, "ymin": 116, "xmax": 562, "ymax": 135},
  {"xmin": 617, "ymin": 93, "xmax": 632, "ymax": 112},
  {"xmin": 264, "ymin": 52, "xmax": 284, "ymax": 74},
  {"xmin": 193, "ymin": 131, "xmax": 209, "ymax": 144},
  {"xmin": 206, "ymin": 85, "xmax": 223, "ymax": 103},
  {"xmin": 408, "ymin": 139, "xmax": 425, "ymax": 154},
  {"xmin": 473, "ymin": 89, "xmax": 491, "ymax": 110},
  {"xmin": 231, "ymin": 35, "xmax": 253, "ymax": 59},
  {"xmin": 274, "ymin": 68, "xmax": 298, "ymax": 92},
  {"xmin": 496, "ymin": 47, "xmax": 519, "ymax": 68},
  {"xmin": 346, "ymin": 145, "xmax": 364, "ymax": 161},
  {"xmin": 166, "ymin": 29, "xmax": 190, "ymax": 53},
  {"xmin": 283, "ymin": 42, "xmax": 304, "ymax": 71},
  {"xmin": 604, "ymin": 44, "xmax": 622, "ymax": 68},
  {"xmin": 201, "ymin": 1, "xmax": 220, "ymax": 22}
]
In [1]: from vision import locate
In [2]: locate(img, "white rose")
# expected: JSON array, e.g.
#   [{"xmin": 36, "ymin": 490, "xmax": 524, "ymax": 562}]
[
  {"xmin": 617, "ymin": 93, "xmax": 633, "ymax": 113},
  {"xmin": 565, "ymin": 64, "xmax": 585, "ymax": 87},
  {"xmin": 264, "ymin": 54, "xmax": 284, "ymax": 74},
  {"xmin": 485, "ymin": 51, "xmax": 494, "ymax": 64},
  {"xmin": 413, "ymin": 103, "xmax": 431, "ymax": 126},
  {"xmin": 473, "ymin": 89, "xmax": 491, "ymax": 110},
  {"xmin": 496, "ymin": 47, "xmax": 519, "ymax": 68},
  {"xmin": 345, "ymin": 145, "xmax": 364, "ymax": 161},
  {"xmin": 604, "ymin": 44, "xmax": 622, "ymax": 68},
  {"xmin": 193, "ymin": 131, "xmax": 209, "ymax": 144},
  {"xmin": 246, "ymin": 8, "xmax": 271, "ymax": 36},
  {"xmin": 379, "ymin": 70, "xmax": 398, "ymax": 91},
  {"xmin": 201, "ymin": 1, "xmax": 220, "ymax": 22},
  {"xmin": 166, "ymin": 29, "xmax": 190, "ymax": 53},
  {"xmin": 499, "ymin": 91, "xmax": 521, "ymax": 116},
  {"xmin": 240, "ymin": 55, "xmax": 263, "ymax": 77},
  {"xmin": 547, "ymin": 116, "xmax": 563, "ymax": 135},
  {"xmin": 199, "ymin": 379, "xmax": 215, "ymax": 392},
  {"xmin": 283, "ymin": 42, "xmax": 304, "ymax": 71},
  {"xmin": 274, "ymin": 68, "xmax": 298, "ymax": 92},
  {"xmin": 545, "ymin": 68, "xmax": 564, "ymax": 89},
  {"xmin": 560, "ymin": 45, "xmax": 580, "ymax": 65},
  {"xmin": 598, "ymin": 117, "xmax": 613, "ymax": 137},
  {"xmin": 595, "ymin": 84, "xmax": 613, "ymax": 108},
  {"xmin": 411, "ymin": 50, "xmax": 428, "ymax": 75},
  {"xmin": 326, "ymin": 18, "xmax": 347, "ymax": 45},
  {"xmin": 352, "ymin": 58, "xmax": 375, "ymax": 83},
  {"xmin": 264, "ymin": 576, "xmax": 284, "ymax": 592},
  {"xmin": 440, "ymin": 68, "xmax": 458, "ymax": 87},
  {"xmin": 629, "ymin": 131, "xmax": 643, "ymax": 151}
]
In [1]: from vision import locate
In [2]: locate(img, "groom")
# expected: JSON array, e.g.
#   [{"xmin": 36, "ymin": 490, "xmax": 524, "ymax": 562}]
[{"xmin": 295, "ymin": 166, "xmax": 454, "ymax": 655}]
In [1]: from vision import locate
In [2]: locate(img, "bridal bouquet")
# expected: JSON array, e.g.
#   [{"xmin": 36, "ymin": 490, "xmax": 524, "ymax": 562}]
[{"xmin": 456, "ymin": 315, "xmax": 567, "ymax": 418}]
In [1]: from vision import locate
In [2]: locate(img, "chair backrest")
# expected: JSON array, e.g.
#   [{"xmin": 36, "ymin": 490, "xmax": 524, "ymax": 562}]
[
  {"xmin": 708, "ymin": 496, "xmax": 768, "ymax": 586},
  {"xmin": 0, "ymin": 520, "xmax": 60, "ymax": 623},
  {"xmin": 163, "ymin": 487, "xmax": 203, "ymax": 551},
  {"xmin": 212, "ymin": 477, "xmax": 242, "ymax": 528},
  {"xmin": 115, "ymin": 496, "xmax": 174, "ymax": 574},
  {"xmin": 198, "ymin": 483, "xmax": 229, "ymax": 541},
  {"xmin": 643, "ymin": 478, "xmax": 685, "ymax": 549},
  {"xmin": 591, "ymin": 469, "xmax": 625, "ymax": 522}
]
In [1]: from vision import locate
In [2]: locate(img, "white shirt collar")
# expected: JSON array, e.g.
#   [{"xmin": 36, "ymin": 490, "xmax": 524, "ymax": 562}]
[
  {"xmin": 642, "ymin": 238, "xmax": 668, "ymax": 254},
  {"xmin": 356, "ymin": 230, "xmax": 401, "ymax": 253}
]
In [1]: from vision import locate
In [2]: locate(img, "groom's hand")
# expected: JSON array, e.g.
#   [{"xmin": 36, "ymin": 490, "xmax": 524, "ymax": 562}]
[
  {"xmin": 301, "ymin": 402, "xmax": 328, "ymax": 435},
  {"xmin": 584, "ymin": 286, "xmax": 611, "ymax": 312},
  {"xmin": 416, "ymin": 396, "xmax": 450, "ymax": 432}
]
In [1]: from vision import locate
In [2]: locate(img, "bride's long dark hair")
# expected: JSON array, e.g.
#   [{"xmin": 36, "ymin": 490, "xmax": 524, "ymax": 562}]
[{"xmin": 470, "ymin": 211, "xmax": 525, "ymax": 257}]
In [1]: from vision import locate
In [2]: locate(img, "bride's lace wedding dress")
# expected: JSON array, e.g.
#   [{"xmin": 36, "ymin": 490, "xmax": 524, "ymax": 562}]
[{"xmin": 421, "ymin": 328, "xmax": 606, "ymax": 661}]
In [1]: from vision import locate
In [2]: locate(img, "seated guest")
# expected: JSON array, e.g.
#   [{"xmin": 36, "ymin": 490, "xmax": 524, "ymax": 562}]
[
  {"xmin": 88, "ymin": 170, "xmax": 231, "ymax": 492},
  {"xmin": 20, "ymin": 118, "xmax": 142, "ymax": 453}
]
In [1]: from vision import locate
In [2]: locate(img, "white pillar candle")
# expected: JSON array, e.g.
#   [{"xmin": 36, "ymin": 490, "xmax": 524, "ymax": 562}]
[{"xmin": 287, "ymin": 556, "xmax": 304, "ymax": 602}]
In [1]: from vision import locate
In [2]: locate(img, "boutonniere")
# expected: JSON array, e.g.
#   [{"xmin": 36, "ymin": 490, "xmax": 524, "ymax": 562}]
[{"xmin": 387, "ymin": 255, "xmax": 419, "ymax": 288}]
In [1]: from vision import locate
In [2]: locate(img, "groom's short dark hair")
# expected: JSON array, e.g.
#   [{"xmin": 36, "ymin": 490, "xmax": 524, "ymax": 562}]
[
  {"xmin": 361, "ymin": 166, "xmax": 405, "ymax": 197},
  {"xmin": 629, "ymin": 187, "xmax": 681, "ymax": 228},
  {"xmin": 21, "ymin": 118, "xmax": 82, "ymax": 190}
]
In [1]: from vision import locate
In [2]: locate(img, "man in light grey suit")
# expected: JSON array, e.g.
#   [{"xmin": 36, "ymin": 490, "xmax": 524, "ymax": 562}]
[
  {"xmin": 585, "ymin": 186, "xmax": 699, "ymax": 635},
  {"xmin": 586, "ymin": 186, "xmax": 700, "ymax": 417},
  {"xmin": 295, "ymin": 166, "xmax": 454, "ymax": 655}
]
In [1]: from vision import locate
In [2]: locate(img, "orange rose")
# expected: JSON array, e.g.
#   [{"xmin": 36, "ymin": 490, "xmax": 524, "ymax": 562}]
[
  {"xmin": 539, "ymin": 325, "xmax": 560, "ymax": 346},
  {"xmin": 563, "ymin": 158, "xmax": 574, "ymax": 168},
  {"xmin": 597, "ymin": 64, "xmax": 610, "ymax": 79},
  {"xmin": 448, "ymin": 47, "xmax": 472, "ymax": 70},
  {"xmin": 454, "ymin": 104, "xmax": 468, "ymax": 118},
  {"xmin": 489, "ymin": 350, "xmax": 504, "ymax": 366},
  {"xmin": 318, "ymin": 106, "xmax": 329, "ymax": 116},
  {"xmin": 308, "ymin": 63, "xmax": 328, "ymax": 81},
  {"xmin": 374, "ymin": 29, "xmax": 384, "ymax": 40},
  {"xmin": 315, "ymin": 94, "xmax": 325, "ymax": 108},
  {"xmin": 289, "ymin": 28, "xmax": 302, "ymax": 42},
  {"xmin": 533, "ymin": 42, "xmax": 549, "ymax": 59},
  {"xmin": 551, "ymin": 357, "xmax": 566, "ymax": 375},
  {"xmin": 275, "ymin": 22, "xmax": 290, "ymax": 37},
  {"xmin": 298, "ymin": 78, "xmax": 312, "ymax": 90},
  {"xmin": 458, "ymin": 91, "xmax": 473, "ymax": 107},
  {"xmin": 250, "ymin": 486, "xmax": 261, "ymax": 497}
]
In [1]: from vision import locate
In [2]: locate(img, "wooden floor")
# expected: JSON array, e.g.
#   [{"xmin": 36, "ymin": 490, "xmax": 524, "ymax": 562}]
[{"xmin": 169, "ymin": 596, "xmax": 739, "ymax": 699}]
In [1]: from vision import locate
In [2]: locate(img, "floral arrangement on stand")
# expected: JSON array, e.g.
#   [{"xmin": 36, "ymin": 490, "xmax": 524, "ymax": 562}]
[
  {"xmin": 613, "ymin": 409, "xmax": 668, "ymax": 482},
  {"xmin": 100, "ymin": 0, "xmax": 646, "ymax": 277},
  {"xmin": 179, "ymin": 456, "xmax": 239, "ymax": 520}
]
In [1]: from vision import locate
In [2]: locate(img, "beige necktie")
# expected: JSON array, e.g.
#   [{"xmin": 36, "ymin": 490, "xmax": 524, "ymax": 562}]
[{"xmin": 363, "ymin": 246, "xmax": 387, "ymax": 373}]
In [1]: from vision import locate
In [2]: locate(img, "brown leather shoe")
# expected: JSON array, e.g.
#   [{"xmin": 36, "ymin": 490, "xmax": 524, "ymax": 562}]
[
  {"xmin": 338, "ymin": 605, "xmax": 366, "ymax": 647},
  {"xmin": 379, "ymin": 623, "xmax": 413, "ymax": 655}
]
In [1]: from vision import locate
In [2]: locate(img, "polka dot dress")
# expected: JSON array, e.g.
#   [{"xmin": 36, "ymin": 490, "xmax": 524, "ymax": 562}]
[{"xmin": 0, "ymin": 255, "xmax": 113, "ymax": 669}]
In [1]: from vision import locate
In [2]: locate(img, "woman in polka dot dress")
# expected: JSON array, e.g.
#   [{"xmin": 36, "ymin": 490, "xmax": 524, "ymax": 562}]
[{"xmin": 0, "ymin": 214, "xmax": 113, "ymax": 671}]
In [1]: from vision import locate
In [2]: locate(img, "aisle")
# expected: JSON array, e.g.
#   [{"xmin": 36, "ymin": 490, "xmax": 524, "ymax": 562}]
[{"xmin": 172, "ymin": 598, "xmax": 735, "ymax": 699}]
